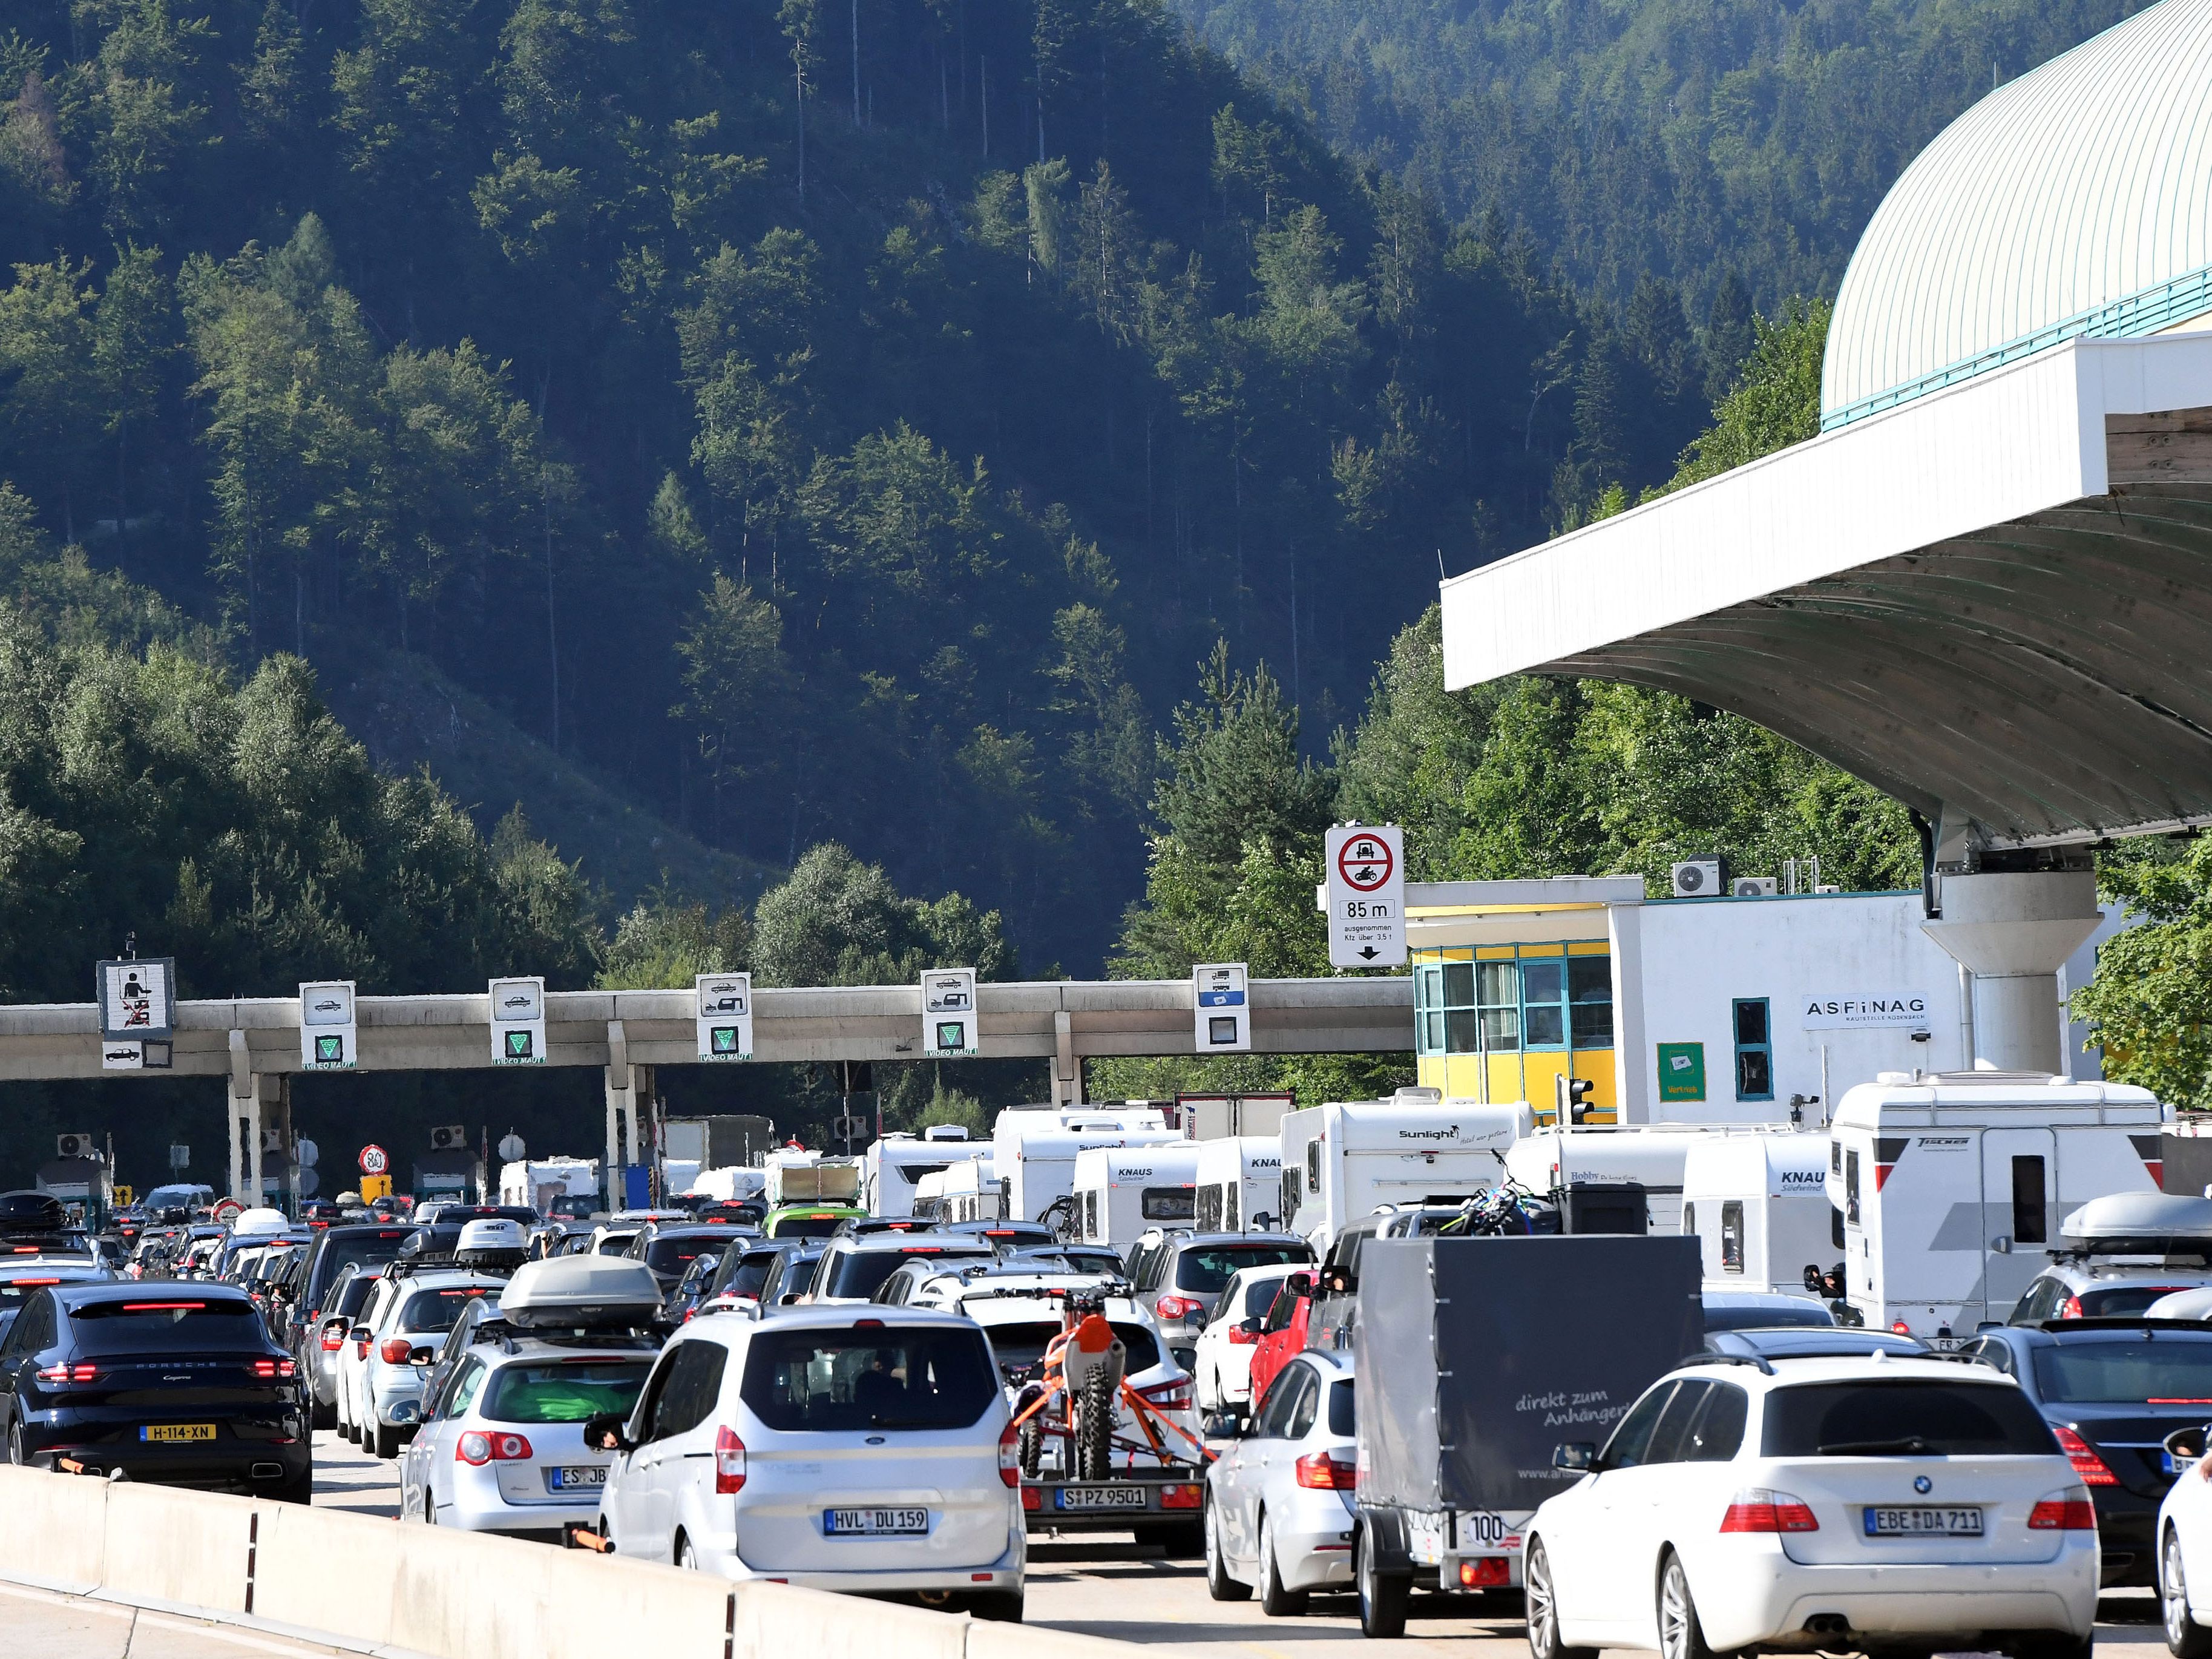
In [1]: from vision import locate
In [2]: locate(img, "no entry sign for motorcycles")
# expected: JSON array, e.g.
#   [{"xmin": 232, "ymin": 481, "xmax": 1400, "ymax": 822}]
[{"xmin": 1325, "ymin": 824, "xmax": 1406, "ymax": 968}]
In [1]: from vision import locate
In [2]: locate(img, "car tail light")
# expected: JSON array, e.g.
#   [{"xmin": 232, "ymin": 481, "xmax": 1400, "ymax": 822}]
[
  {"xmin": 35, "ymin": 1362, "xmax": 100, "ymax": 1385},
  {"xmin": 249, "ymin": 1358, "xmax": 298, "ymax": 1379},
  {"xmin": 2053, "ymin": 1426, "xmax": 2118, "ymax": 1487},
  {"xmin": 1155, "ymin": 1295, "xmax": 1203, "ymax": 1322},
  {"xmin": 1021, "ymin": 1486, "xmax": 1041, "ymax": 1511},
  {"xmin": 320, "ymin": 1325, "xmax": 347, "ymax": 1351},
  {"xmin": 1459, "ymin": 1557, "xmax": 1511, "ymax": 1588},
  {"xmin": 1295, "ymin": 1451, "xmax": 1357, "ymax": 1490},
  {"xmin": 2058, "ymin": 1295, "xmax": 2084, "ymax": 1319},
  {"xmin": 2029, "ymin": 1491, "xmax": 2098, "ymax": 1531},
  {"xmin": 1137, "ymin": 1378, "xmax": 1192, "ymax": 1410},
  {"xmin": 1719, "ymin": 1488, "xmax": 1819, "ymax": 1533},
  {"xmin": 715, "ymin": 1425, "xmax": 747, "ymax": 1494},
  {"xmin": 1159, "ymin": 1483, "xmax": 1204, "ymax": 1510},
  {"xmin": 456, "ymin": 1431, "xmax": 534, "ymax": 1465},
  {"xmin": 379, "ymin": 1338, "xmax": 413, "ymax": 1364},
  {"xmin": 999, "ymin": 1419, "xmax": 1022, "ymax": 1488},
  {"xmin": 1891, "ymin": 1321, "xmax": 1911, "ymax": 1335}
]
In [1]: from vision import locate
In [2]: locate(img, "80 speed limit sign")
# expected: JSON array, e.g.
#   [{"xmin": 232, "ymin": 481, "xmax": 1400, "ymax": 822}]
[{"xmin": 1324, "ymin": 824, "xmax": 1406, "ymax": 968}]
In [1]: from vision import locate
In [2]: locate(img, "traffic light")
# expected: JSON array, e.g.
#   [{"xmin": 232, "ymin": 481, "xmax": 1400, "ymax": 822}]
[{"xmin": 1555, "ymin": 1074, "xmax": 1596, "ymax": 1125}]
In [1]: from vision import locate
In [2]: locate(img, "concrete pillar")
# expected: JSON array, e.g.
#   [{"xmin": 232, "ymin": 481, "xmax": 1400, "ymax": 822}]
[
  {"xmin": 261, "ymin": 1075, "xmax": 294, "ymax": 1215},
  {"xmin": 603, "ymin": 1066, "xmax": 628, "ymax": 1211},
  {"xmin": 1921, "ymin": 869, "xmax": 2102, "ymax": 1076},
  {"xmin": 1050, "ymin": 1010, "xmax": 1083, "ymax": 1108}
]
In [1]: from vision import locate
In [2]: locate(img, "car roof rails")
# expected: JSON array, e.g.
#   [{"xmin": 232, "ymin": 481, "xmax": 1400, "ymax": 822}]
[
  {"xmin": 1677, "ymin": 1352, "xmax": 1776, "ymax": 1376},
  {"xmin": 2027, "ymin": 1316, "xmax": 2212, "ymax": 1333}
]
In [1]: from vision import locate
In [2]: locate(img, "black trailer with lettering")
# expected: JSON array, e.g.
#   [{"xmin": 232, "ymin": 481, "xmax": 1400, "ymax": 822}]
[{"xmin": 1350, "ymin": 1234, "xmax": 1702, "ymax": 1635}]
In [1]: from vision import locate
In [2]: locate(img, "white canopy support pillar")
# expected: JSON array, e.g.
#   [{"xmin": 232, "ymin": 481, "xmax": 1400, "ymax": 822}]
[
  {"xmin": 261, "ymin": 1073, "xmax": 294, "ymax": 1212},
  {"xmin": 1922, "ymin": 867, "xmax": 2103, "ymax": 1076},
  {"xmin": 227, "ymin": 1028, "xmax": 255, "ymax": 1206},
  {"xmin": 604, "ymin": 1019, "xmax": 631, "ymax": 1211},
  {"xmin": 1050, "ymin": 1009, "xmax": 1082, "ymax": 1108}
]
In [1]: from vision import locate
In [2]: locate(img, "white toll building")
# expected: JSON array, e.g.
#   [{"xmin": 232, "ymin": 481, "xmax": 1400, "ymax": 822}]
[{"xmin": 1403, "ymin": 877, "xmax": 2124, "ymax": 1127}]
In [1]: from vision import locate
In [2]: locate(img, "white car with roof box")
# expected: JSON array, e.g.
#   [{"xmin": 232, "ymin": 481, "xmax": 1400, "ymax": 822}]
[
  {"xmin": 1523, "ymin": 1352, "xmax": 2098, "ymax": 1659},
  {"xmin": 591, "ymin": 1305, "xmax": 1025, "ymax": 1618},
  {"xmin": 398, "ymin": 1255, "xmax": 665, "ymax": 1537},
  {"xmin": 2009, "ymin": 1194, "xmax": 2212, "ymax": 1324}
]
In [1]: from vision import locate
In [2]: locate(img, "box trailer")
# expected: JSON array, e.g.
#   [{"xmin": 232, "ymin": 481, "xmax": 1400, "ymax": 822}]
[
  {"xmin": 1353, "ymin": 1235, "xmax": 1702, "ymax": 1612},
  {"xmin": 1828, "ymin": 1071, "xmax": 2170, "ymax": 1336},
  {"xmin": 1195, "ymin": 1136, "xmax": 1285, "ymax": 1232},
  {"xmin": 1679, "ymin": 1131, "xmax": 1834, "ymax": 1293},
  {"xmin": 1281, "ymin": 1097, "xmax": 1533, "ymax": 1252},
  {"xmin": 1071, "ymin": 1142, "xmax": 1203, "ymax": 1249}
]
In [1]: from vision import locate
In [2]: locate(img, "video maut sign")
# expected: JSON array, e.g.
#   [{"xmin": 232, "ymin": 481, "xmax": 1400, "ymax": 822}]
[
  {"xmin": 923, "ymin": 968, "xmax": 979, "ymax": 1057},
  {"xmin": 489, "ymin": 976, "xmax": 546, "ymax": 1065},
  {"xmin": 696, "ymin": 971, "xmax": 754, "ymax": 1061},
  {"xmin": 300, "ymin": 981, "xmax": 356, "ymax": 1069}
]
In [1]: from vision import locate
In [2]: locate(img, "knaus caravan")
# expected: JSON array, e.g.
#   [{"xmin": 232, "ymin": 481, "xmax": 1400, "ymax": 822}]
[
  {"xmin": 862, "ymin": 1133, "xmax": 989, "ymax": 1218},
  {"xmin": 1195, "ymin": 1136, "xmax": 1284, "ymax": 1232},
  {"xmin": 1679, "ymin": 1132, "xmax": 1834, "ymax": 1292},
  {"xmin": 1502, "ymin": 1124, "xmax": 1717, "ymax": 1235},
  {"xmin": 999, "ymin": 1126, "xmax": 1183, "ymax": 1226},
  {"xmin": 1828, "ymin": 1072, "xmax": 2170, "ymax": 1336},
  {"xmin": 1281, "ymin": 1096, "xmax": 1534, "ymax": 1252},
  {"xmin": 1071, "ymin": 1142, "xmax": 1203, "ymax": 1249}
]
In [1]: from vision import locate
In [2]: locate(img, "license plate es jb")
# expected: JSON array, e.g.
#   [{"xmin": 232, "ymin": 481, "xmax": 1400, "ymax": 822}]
[
  {"xmin": 548, "ymin": 1465, "xmax": 606, "ymax": 1491},
  {"xmin": 824, "ymin": 1506, "xmax": 930, "ymax": 1536},
  {"xmin": 140, "ymin": 1424, "xmax": 216, "ymax": 1443},
  {"xmin": 1054, "ymin": 1485, "xmax": 1148, "ymax": 1512},
  {"xmin": 1863, "ymin": 1506, "xmax": 1983, "ymax": 1537}
]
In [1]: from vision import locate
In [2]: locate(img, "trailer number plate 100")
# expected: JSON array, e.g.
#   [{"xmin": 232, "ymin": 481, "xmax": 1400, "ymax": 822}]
[{"xmin": 1460, "ymin": 1512, "xmax": 1514, "ymax": 1548}]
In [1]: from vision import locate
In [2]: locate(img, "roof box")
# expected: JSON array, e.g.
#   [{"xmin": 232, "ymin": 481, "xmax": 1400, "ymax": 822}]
[
  {"xmin": 2060, "ymin": 1193, "xmax": 2212, "ymax": 1250},
  {"xmin": 230, "ymin": 1206, "xmax": 290, "ymax": 1237},
  {"xmin": 498, "ymin": 1256, "xmax": 663, "ymax": 1329}
]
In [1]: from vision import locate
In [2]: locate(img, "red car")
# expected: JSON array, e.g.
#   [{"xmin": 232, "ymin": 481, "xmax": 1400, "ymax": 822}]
[{"xmin": 1244, "ymin": 1271, "xmax": 1314, "ymax": 1408}]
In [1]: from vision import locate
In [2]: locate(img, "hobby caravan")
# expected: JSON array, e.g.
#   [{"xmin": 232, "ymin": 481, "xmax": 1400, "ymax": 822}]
[
  {"xmin": 1828, "ymin": 1072, "xmax": 2170, "ymax": 1336},
  {"xmin": 1501, "ymin": 1124, "xmax": 1720, "ymax": 1235}
]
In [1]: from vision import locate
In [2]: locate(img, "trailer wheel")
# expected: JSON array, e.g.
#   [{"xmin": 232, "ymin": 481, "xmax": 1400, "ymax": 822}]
[
  {"xmin": 1356, "ymin": 1525, "xmax": 1409, "ymax": 1638},
  {"xmin": 1075, "ymin": 1365, "xmax": 1115, "ymax": 1481}
]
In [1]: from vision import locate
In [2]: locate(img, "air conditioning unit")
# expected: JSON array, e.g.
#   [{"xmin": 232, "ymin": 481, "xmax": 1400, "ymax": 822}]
[
  {"xmin": 1669, "ymin": 857, "xmax": 1724, "ymax": 898},
  {"xmin": 429, "ymin": 1124, "xmax": 468, "ymax": 1152},
  {"xmin": 1731, "ymin": 876, "xmax": 1780, "ymax": 898},
  {"xmin": 54, "ymin": 1132, "xmax": 97, "ymax": 1160}
]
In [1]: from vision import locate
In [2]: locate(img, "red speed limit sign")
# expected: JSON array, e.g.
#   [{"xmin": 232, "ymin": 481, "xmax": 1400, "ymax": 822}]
[
  {"xmin": 1324, "ymin": 824, "xmax": 1406, "ymax": 968},
  {"xmin": 358, "ymin": 1143, "xmax": 389, "ymax": 1176}
]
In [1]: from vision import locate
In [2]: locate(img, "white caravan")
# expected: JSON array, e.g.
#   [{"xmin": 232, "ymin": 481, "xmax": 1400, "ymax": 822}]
[
  {"xmin": 930, "ymin": 1157, "xmax": 1005, "ymax": 1223},
  {"xmin": 1194, "ymin": 1136, "xmax": 1285, "ymax": 1232},
  {"xmin": 1281, "ymin": 1097, "xmax": 1533, "ymax": 1252},
  {"xmin": 862, "ymin": 1134, "xmax": 990, "ymax": 1218},
  {"xmin": 995, "ymin": 1123, "xmax": 1183, "ymax": 1226},
  {"xmin": 684, "ymin": 1166, "xmax": 767, "ymax": 1204},
  {"xmin": 1175, "ymin": 1096, "xmax": 1297, "ymax": 1142},
  {"xmin": 1071, "ymin": 1142, "xmax": 1204, "ymax": 1249},
  {"xmin": 1828, "ymin": 1071, "xmax": 2170, "ymax": 1338},
  {"xmin": 989, "ymin": 1102, "xmax": 1170, "ymax": 1141},
  {"xmin": 498, "ymin": 1158, "xmax": 597, "ymax": 1212},
  {"xmin": 1680, "ymin": 1132, "xmax": 1835, "ymax": 1292},
  {"xmin": 1502, "ymin": 1124, "xmax": 1723, "ymax": 1235}
]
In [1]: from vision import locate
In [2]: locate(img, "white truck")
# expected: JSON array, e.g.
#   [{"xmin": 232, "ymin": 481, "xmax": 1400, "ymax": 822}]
[
  {"xmin": 1501, "ymin": 1123, "xmax": 1722, "ymax": 1235},
  {"xmin": 1679, "ymin": 1131, "xmax": 1834, "ymax": 1292},
  {"xmin": 1281, "ymin": 1096, "xmax": 1533, "ymax": 1253},
  {"xmin": 861, "ymin": 1133, "xmax": 990, "ymax": 1218},
  {"xmin": 498, "ymin": 1158, "xmax": 598, "ymax": 1214},
  {"xmin": 1827, "ymin": 1070, "xmax": 2171, "ymax": 1336},
  {"xmin": 1194, "ymin": 1135, "xmax": 1285, "ymax": 1232},
  {"xmin": 1070, "ymin": 1142, "xmax": 1203, "ymax": 1249}
]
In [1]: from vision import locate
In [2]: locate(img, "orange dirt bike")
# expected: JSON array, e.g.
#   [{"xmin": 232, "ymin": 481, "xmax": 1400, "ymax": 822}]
[{"xmin": 1008, "ymin": 1292, "xmax": 1211, "ymax": 1481}]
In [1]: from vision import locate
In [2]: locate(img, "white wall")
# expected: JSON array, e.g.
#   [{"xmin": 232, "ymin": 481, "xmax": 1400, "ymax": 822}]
[{"xmin": 1636, "ymin": 892, "xmax": 1969, "ymax": 1125}]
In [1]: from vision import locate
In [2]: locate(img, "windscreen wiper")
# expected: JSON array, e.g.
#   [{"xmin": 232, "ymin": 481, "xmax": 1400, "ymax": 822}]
[{"xmin": 1817, "ymin": 1435, "xmax": 1932, "ymax": 1455}]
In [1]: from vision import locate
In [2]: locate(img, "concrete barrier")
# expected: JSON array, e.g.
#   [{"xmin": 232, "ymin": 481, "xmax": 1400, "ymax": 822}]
[{"xmin": 0, "ymin": 1467, "xmax": 1133, "ymax": 1659}]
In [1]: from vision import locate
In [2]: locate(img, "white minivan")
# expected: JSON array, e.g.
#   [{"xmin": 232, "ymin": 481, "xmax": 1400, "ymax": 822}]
[{"xmin": 592, "ymin": 1307, "xmax": 1025, "ymax": 1618}]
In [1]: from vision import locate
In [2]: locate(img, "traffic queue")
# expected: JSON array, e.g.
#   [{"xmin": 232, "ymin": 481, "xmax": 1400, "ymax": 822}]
[{"xmin": 13, "ymin": 1071, "xmax": 2212, "ymax": 1654}]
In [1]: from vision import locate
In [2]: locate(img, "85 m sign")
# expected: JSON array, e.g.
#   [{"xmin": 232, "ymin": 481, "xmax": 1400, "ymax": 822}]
[{"xmin": 1324, "ymin": 824, "xmax": 1406, "ymax": 968}]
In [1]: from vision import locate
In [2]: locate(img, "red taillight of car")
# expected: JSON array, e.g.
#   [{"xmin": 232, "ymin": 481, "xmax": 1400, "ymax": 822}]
[
  {"xmin": 999, "ymin": 1418, "xmax": 1023, "ymax": 1488},
  {"xmin": 2029, "ymin": 1495, "xmax": 2098, "ymax": 1531},
  {"xmin": 1719, "ymin": 1488, "xmax": 1819, "ymax": 1533},
  {"xmin": 456, "ymin": 1430, "xmax": 534, "ymax": 1465},
  {"xmin": 34, "ymin": 1362, "xmax": 99, "ymax": 1385},
  {"xmin": 320, "ymin": 1326, "xmax": 347, "ymax": 1352},
  {"xmin": 379, "ymin": 1338, "xmax": 413, "ymax": 1364},
  {"xmin": 249, "ymin": 1358, "xmax": 298, "ymax": 1379},
  {"xmin": 1021, "ymin": 1485, "xmax": 1042, "ymax": 1511},
  {"xmin": 714, "ymin": 1425, "xmax": 747, "ymax": 1494},
  {"xmin": 1155, "ymin": 1295, "xmax": 1204, "ymax": 1322},
  {"xmin": 1294, "ymin": 1452, "xmax": 1357, "ymax": 1490},
  {"xmin": 2058, "ymin": 1295, "xmax": 2084, "ymax": 1319},
  {"xmin": 2053, "ymin": 1426, "xmax": 2118, "ymax": 1487},
  {"xmin": 1459, "ymin": 1557, "xmax": 1511, "ymax": 1588},
  {"xmin": 1158, "ymin": 1482, "xmax": 1204, "ymax": 1510},
  {"xmin": 1136, "ymin": 1378, "xmax": 1192, "ymax": 1410}
]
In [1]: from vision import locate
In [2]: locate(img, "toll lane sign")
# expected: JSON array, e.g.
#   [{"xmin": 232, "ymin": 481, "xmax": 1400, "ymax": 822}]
[{"xmin": 1324, "ymin": 824, "xmax": 1406, "ymax": 968}]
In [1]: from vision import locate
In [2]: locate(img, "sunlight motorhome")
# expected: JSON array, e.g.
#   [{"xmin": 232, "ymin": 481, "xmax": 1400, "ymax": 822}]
[
  {"xmin": 1194, "ymin": 1135, "xmax": 1285, "ymax": 1232},
  {"xmin": 1281, "ymin": 1094, "xmax": 1534, "ymax": 1252},
  {"xmin": 862, "ymin": 1133, "xmax": 989, "ymax": 1218},
  {"xmin": 1071, "ymin": 1142, "xmax": 1204, "ymax": 1249},
  {"xmin": 1827, "ymin": 1071, "xmax": 2170, "ymax": 1337},
  {"xmin": 1679, "ymin": 1131, "xmax": 1834, "ymax": 1292}
]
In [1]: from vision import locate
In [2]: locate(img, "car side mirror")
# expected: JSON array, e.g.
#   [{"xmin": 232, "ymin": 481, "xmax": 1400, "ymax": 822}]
[
  {"xmin": 779, "ymin": 1292, "xmax": 802, "ymax": 1306},
  {"xmin": 1238, "ymin": 1317, "xmax": 1265, "ymax": 1336},
  {"xmin": 582, "ymin": 1412, "xmax": 634, "ymax": 1454},
  {"xmin": 1552, "ymin": 1442, "xmax": 1599, "ymax": 1473}
]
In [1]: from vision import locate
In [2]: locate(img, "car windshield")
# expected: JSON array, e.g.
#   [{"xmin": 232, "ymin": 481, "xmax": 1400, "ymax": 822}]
[
  {"xmin": 740, "ymin": 1325, "xmax": 999, "ymax": 1431},
  {"xmin": 979, "ymin": 1319, "xmax": 1161, "ymax": 1377},
  {"xmin": 644, "ymin": 1236, "xmax": 720, "ymax": 1276},
  {"xmin": 1762, "ymin": 1381, "xmax": 2059, "ymax": 1457},
  {"xmin": 312, "ymin": 1231, "xmax": 412, "ymax": 1293},
  {"xmin": 770, "ymin": 1214, "xmax": 849, "ymax": 1240},
  {"xmin": 1704, "ymin": 1302, "xmax": 1836, "ymax": 1332},
  {"xmin": 481, "ymin": 1359, "xmax": 652, "ymax": 1424},
  {"xmin": 65, "ymin": 1297, "xmax": 267, "ymax": 1353},
  {"xmin": 825, "ymin": 1247, "xmax": 984, "ymax": 1299},
  {"xmin": 2078, "ymin": 1285, "xmax": 2201, "ymax": 1318},
  {"xmin": 2032, "ymin": 1339, "xmax": 2212, "ymax": 1404},
  {"xmin": 1175, "ymin": 1244, "xmax": 1310, "ymax": 1294},
  {"xmin": 397, "ymin": 1286, "xmax": 496, "ymax": 1331},
  {"xmin": 715, "ymin": 1252, "xmax": 779, "ymax": 1300},
  {"xmin": 1328, "ymin": 1377, "xmax": 1355, "ymax": 1437}
]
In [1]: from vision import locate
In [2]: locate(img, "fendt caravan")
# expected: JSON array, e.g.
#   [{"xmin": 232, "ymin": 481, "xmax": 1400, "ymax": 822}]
[
  {"xmin": 1071, "ymin": 1142, "xmax": 1203, "ymax": 1249},
  {"xmin": 1281, "ymin": 1093, "xmax": 1533, "ymax": 1252},
  {"xmin": 1195, "ymin": 1136, "xmax": 1284, "ymax": 1232},
  {"xmin": 1679, "ymin": 1132, "xmax": 1834, "ymax": 1292},
  {"xmin": 1828, "ymin": 1071, "xmax": 2170, "ymax": 1337}
]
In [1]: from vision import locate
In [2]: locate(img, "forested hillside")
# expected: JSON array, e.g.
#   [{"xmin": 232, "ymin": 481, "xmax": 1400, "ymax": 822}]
[
  {"xmin": 1170, "ymin": 0, "xmax": 2151, "ymax": 311},
  {"xmin": 0, "ymin": 0, "xmax": 1747, "ymax": 979}
]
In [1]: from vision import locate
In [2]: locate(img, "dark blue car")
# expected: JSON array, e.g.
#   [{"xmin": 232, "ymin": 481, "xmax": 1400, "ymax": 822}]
[{"xmin": 1963, "ymin": 1318, "xmax": 2212, "ymax": 1588}]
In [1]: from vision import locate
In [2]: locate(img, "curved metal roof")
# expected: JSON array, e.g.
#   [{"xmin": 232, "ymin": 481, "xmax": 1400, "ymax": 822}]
[{"xmin": 1823, "ymin": 0, "xmax": 2212, "ymax": 428}]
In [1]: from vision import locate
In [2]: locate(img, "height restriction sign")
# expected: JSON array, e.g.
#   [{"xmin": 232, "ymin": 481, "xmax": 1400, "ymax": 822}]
[{"xmin": 1324, "ymin": 824, "xmax": 1406, "ymax": 968}]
